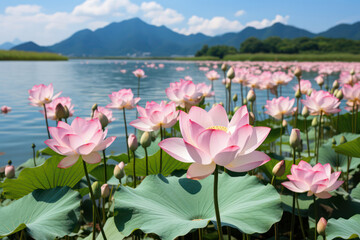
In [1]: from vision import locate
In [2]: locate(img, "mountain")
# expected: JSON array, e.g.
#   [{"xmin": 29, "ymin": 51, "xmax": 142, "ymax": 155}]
[
  {"xmin": 318, "ymin": 22, "xmax": 360, "ymax": 40},
  {"xmin": 0, "ymin": 39, "xmax": 22, "ymax": 50},
  {"xmin": 11, "ymin": 41, "xmax": 53, "ymax": 52},
  {"xmin": 9, "ymin": 18, "xmax": 360, "ymax": 57}
]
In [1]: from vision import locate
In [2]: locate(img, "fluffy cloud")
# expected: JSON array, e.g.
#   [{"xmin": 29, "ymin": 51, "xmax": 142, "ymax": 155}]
[
  {"xmin": 174, "ymin": 14, "xmax": 290, "ymax": 36},
  {"xmin": 246, "ymin": 14, "xmax": 289, "ymax": 29},
  {"xmin": 234, "ymin": 10, "xmax": 245, "ymax": 17},
  {"xmin": 141, "ymin": 1, "xmax": 184, "ymax": 25},
  {"xmin": 72, "ymin": 0, "xmax": 139, "ymax": 16},
  {"xmin": 5, "ymin": 5, "xmax": 41, "ymax": 15}
]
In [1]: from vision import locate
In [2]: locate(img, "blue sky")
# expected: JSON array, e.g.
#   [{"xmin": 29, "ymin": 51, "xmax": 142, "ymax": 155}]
[{"xmin": 1, "ymin": 0, "xmax": 360, "ymax": 45}]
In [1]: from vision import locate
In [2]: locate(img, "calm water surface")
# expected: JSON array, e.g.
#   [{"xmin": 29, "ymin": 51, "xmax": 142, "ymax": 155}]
[{"xmin": 0, "ymin": 60, "xmax": 333, "ymax": 166}]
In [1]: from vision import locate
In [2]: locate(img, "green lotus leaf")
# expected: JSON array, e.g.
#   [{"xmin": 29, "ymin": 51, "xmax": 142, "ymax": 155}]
[
  {"xmin": 114, "ymin": 174, "xmax": 282, "ymax": 240},
  {"xmin": 0, "ymin": 187, "xmax": 80, "ymax": 239},
  {"xmin": 333, "ymin": 112, "xmax": 360, "ymax": 133},
  {"xmin": 90, "ymin": 164, "xmax": 115, "ymax": 183},
  {"xmin": 83, "ymin": 217, "xmax": 125, "ymax": 240},
  {"xmin": 281, "ymin": 193, "xmax": 313, "ymax": 216},
  {"xmin": 108, "ymin": 153, "xmax": 129, "ymax": 164},
  {"xmin": 326, "ymin": 214, "xmax": 360, "ymax": 240},
  {"xmin": 334, "ymin": 136, "xmax": 360, "ymax": 158},
  {"xmin": 2, "ymin": 155, "xmax": 98, "ymax": 199},
  {"xmin": 124, "ymin": 150, "xmax": 190, "ymax": 176}
]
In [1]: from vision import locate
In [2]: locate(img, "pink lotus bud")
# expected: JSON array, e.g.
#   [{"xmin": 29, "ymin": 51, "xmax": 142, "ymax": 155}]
[
  {"xmin": 272, "ymin": 160, "xmax": 285, "ymax": 177},
  {"xmin": 226, "ymin": 67, "xmax": 235, "ymax": 79},
  {"xmin": 101, "ymin": 184, "xmax": 110, "ymax": 198},
  {"xmin": 350, "ymin": 69, "xmax": 355, "ymax": 75},
  {"xmin": 128, "ymin": 134, "xmax": 138, "ymax": 152},
  {"xmin": 294, "ymin": 67, "xmax": 302, "ymax": 78},
  {"xmin": 317, "ymin": 217, "xmax": 327, "ymax": 235},
  {"xmin": 302, "ymin": 106, "xmax": 309, "ymax": 118},
  {"xmin": 114, "ymin": 162, "xmax": 125, "ymax": 180},
  {"xmin": 315, "ymin": 76, "xmax": 324, "ymax": 86},
  {"xmin": 5, "ymin": 163, "xmax": 15, "ymax": 179},
  {"xmin": 1, "ymin": 105, "xmax": 11, "ymax": 114},
  {"xmin": 247, "ymin": 89, "xmax": 256, "ymax": 102},
  {"xmin": 221, "ymin": 63, "xmax": 228, "ymax": 72},
  {"xmin": 289, "ymin": 128, "xmax": 301, "ymax": 148},
  {"xmin": 332, "ymin": 80, "xmax": 339, "ymax": 89}
]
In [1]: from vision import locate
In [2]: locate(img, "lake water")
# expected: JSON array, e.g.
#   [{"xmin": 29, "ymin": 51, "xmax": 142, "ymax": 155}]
[{"xmin": 0, "ymin": 60, "xmax": 335, "ymax": 166}]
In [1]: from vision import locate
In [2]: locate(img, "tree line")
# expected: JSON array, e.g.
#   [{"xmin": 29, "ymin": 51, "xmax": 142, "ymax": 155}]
[{"xmin": 195, "ymin": 37, "xmax": 360, "ymax": 58}]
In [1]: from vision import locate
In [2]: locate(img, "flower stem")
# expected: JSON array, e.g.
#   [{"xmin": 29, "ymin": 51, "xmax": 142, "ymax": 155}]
[
  {"xmin": 32, "ymin": 143, "xmax": 37, "ymax": 167},
  {"xmin": 271, "ymin": 176, "xmax": 278, "ymax": 240},
  {"xmin": 43, "ymin": 104, "xmax": 51, "ymax": 139},
  {"xmin": 123, "ymin": 109, "xmax": 130, "ymax": 162},
  {"xmin": 347, "ymin": 156, "xmax": 351, "ymax": 192},
  {"xmin": 211, "ymin": 81, "xmax": 216, "ymax": 104},
  {"xmin": 160, "ymin": 126, "xmax": 164, "ymax": 174},
  {"xmin": 240, "ymin": 84, "xmax": 244, "ymax": 106},
  {"xmin": 290, "ymin": 148, "xmax": 296, "ymax": 240},
  {"xmin": 103, "ymin": 150, "xmax": 107, "ymax": 183},
  {"xmin": 82, "ymin": 159, "xmax": 107, "ymax": 240},
  {"xmin": 313, "ymin": 196, "xmax": 318, "ymax": 240},
  {"xmin": 214, "ymin": 165, "xmax": 224, "ymax": 240},
  {"xmin": 304, "ymin": 118, "xmax": 310, "ymax": 157},
  {"xmin": 92, "ymin": 204, "xmax": 96, "ymax": 240},
  {"xmin": 145, "ymin": 147, "xmax": 149, "ymax": 176},
  {"xmin": 316, "ymin": 112, "xmax": 323, "ymax": 164},
  {"xmin": 296, "ymin": 194, "xmax": 306, "ymax": 239},
  {"xmin": 132, "ymin": 151, "xmax": 136, "ymax": 188},
  {"xmin": 280, "ymin": 115, "xmax": 283, "ymax": 156}
]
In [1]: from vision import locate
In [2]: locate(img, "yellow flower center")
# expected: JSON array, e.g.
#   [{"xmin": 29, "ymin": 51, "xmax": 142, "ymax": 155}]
[{"xmin": 207, "ymin": 126, "xmax": 228, "ymax": 132}]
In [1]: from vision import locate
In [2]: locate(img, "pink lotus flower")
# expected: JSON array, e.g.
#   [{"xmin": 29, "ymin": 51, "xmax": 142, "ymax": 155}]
[
  {"xmin": 301, "ymin": 90, "xmax": 341, "ymax": 115},
  {"xmin": 130, "ymin": 101, "xmax": 179, "ymax": 131},
  {"xmin": 293, "ymin": 79, "xmax": 312, "ymax": 95},
  {"xmin": 93, "ymin": 106, "xmax": 115, "ymax": 123},
  {"xmin": 132, "ymin": 69, "xmax": 145, "ymax": 78},
  {"xmin": 106, "ymin": 89, "xmax": 140, "ymax": 110},
  {"xmin": 272, "ymin": 71, "xmax": 292, "ymax": 86},
  {"xmin": 45, "ymin": 117, "xmax": 116, "ymax": 168},
  {"xmin": 282, "ymin": 161, "xmax": 343, "ymax": 199},
  {"xmin": 40, "ymin": 97, "xmax": 74, "ymax": 120},
  {"xmin": 1, "ymin": 105, "xmax": 11, "ymax": 114},
  {"xmin": 176, "ymin": 67, "xmax": 185, "ymax": 71},
  {"xmin": 197, "ymin": 82, "xmax": 214, "ymax": 98},
  {"xmin": 159, "ymin": 105, "xmax": 270, "ymax": 180},
  {"xmin": 166, "ymin": 79, "xmax": 210, "ymax": 109},
  {"xmin": 28, "ymin": 83, "xmax": 61, "ymax": 107},
  {"xmin": 205, "ymin": 70, "xmax": 220, "ymax": 81},
  {"xmin": 264, "ymin": 97, "xmax": 296, "ymax": 120},
  {"xmin": 342, "ymin": 83, "xmax": 360, "ymax": 109}
]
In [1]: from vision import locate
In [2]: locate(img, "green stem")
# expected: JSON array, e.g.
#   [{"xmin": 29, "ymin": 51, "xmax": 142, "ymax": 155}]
[
  {"xmin": 20, "ymin": 229, "xmax": 25, "ymax": 240},
  {"xmin": 280, "ymin": 115, "xmax": 283, "ymax": 156},
  {"xmin": 271, "ymin": 176, "xmax": 278, "ymax": 240},
  {"xmin": 313, "ymin": 196, "xmax": 318, "ymax": 240},
  {"xmin": 296, "ymin": 194, "xmax": 306, "ymax": 239},
  {"xmin": 304, "ymin": 118, "xmax": 310, "ymax": 157},
  {"xmin": 43, "ymin": 104, "xmax": 51, "ymax": 139},
  {"xmin": 82, "ymin": 160, "xmax": 107, "ymax": 240},
  {"xmin": 145, "ymin": 147, "xmax": 149, "ymax": 176},
  {"xmin": 102, "ymin": 197, "xmax": 106, "ymax": 223},
  {"xmin": 32, "ymin": 144, "xmax": 36, "ymax": 167},
  {"xmin": 271, "ymin": 175, "xmax": 276, "ymax": 186},
  {"xmin": 212, "ymin": 81, "xmax": 216, "ymax": 104},
  {"xmin": 132, "ymin": 151, "xmax": 136, "ymax": 188},
  {"xmin": 214, "ymin": 165, "xmax": 224, "ymax": 240},
  {"xmin": 347, "ymin": 156, "xmax": 351, "ymax": 192},
  {"xmin": 295, "ymin": 98, "xmax": 299, "ymax": 128},
  {"xmin": 123, "ymin": 109, "xmax": 130, "ymax": 162},
  {"xmin": 355, "ymin": 105, "xmax": 358, "ymax": 133},
  {"xmin": 198, "ymin": 228, "xmax": 203, "ymax": 240},
  {"xmin": 290, "ymin": 148, "xmax": 296, "ymax": 240},
  {"xmin": 240, "ymin": 84, "xmax": 244, "ymax": 105},
  {"xmin": 92, "ymin": 204, "xmax": 96, "ymax": 240},
  {"xmin": 227, "ymin": 226, "xmax": 231, "ymax": 240},
  {"xmin": 160, "ymin": 126, "xmax": 163, "ymax": 174},
  {"xmin": 316, "ymin": 113, "xmax": 323, "ymax": 164},
  {"xmin": 103, "ymin": 149, "xmax": 107, "ymax": 183},
  {"xmin": 336, "ymin": 112, "xmax": 339, "ymax": 133}
]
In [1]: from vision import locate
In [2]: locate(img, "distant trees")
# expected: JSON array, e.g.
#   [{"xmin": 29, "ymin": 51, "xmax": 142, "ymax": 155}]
[{"xmin": 195, "ymin": 45, "xmax": 238, "ymax": 59}]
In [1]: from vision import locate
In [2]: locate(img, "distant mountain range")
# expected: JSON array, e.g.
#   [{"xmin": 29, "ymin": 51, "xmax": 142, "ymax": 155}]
[
  {"xmin": 8, "ymin": 18, "xmax": 360, "ymax": 57},
  {"xmin": 0, "ymin": 38, "xmax": 22, "ymax": 50}
]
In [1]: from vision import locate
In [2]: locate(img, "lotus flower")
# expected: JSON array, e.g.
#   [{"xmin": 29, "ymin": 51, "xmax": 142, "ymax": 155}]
[
  {"xmin": 93, "ymin": 106, "xmax": 115, "ymax": 123},
  {"xmin": 28, "ymin": 83, "xmax": 61, "ymax": 107},
  {"xmin": 130, "ymin": 101, "xmax": 179, "ymax": 132},
  {"xmin": 106, "ymin": 89, "xmax": 140, "ymax": 110},
  {"xmin": 282, "ymin": 161, "xmax": 343, "ymax": 199},
  {"xmin": 264, "ymin": 97, "xmax": 296, "ymax": 120},
  {"xmin": 40, "ymin": 97, "xmax": 74, "ymax": 120},
  {"xmin": 205, "ymin": 70, "xmax": 220, "ymax": 81},
  {"xmin": 301, "ymin": 90, "xmax": 341, "ymax": 115},
  {"xmin": 45, "ymin": 117, "xmax": 116, "ymax": 168},
  {"xmin": 342, "ymin": 82, "xmax": 360, "ymax": 109},
  {"xmin": 132, "ymin": 69, "xmax": 145, "ymax": 78},
  {"xmin": 272, "ymin": 71, "xmax": 292, "ymax": 86},
  {"xmin": 159, "ymin": 105, "xmax": 270, "ymax": 179},
  {"xmin": 1, "ymin": 105, "xmax": 11, "ymax": 114},
  {"xmin": 293, "ymin": 80, "xmax": 312, "ymax": 95}
]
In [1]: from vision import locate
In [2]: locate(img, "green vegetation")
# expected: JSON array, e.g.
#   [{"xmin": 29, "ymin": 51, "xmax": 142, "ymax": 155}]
[
  {"xmin": 0, "ymin": 50, "xmax": 68, "ymax": 61},
  {"xmin": 195, "ymin": 45, "xmax": 237, "ymax": 59}
]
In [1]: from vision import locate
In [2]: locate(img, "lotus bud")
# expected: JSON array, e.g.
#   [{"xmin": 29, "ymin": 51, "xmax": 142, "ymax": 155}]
[
  {"xmin": 272, "ymin": 160, "xmax": 285, "ymax": 177},
  {"xmin": 249, "ymin": 112, "xmax": 255, "ymax": 125},
  {"xmin": 295, "ymin": 89, "xmax": 301, "ymax": 99},
  {"xmin": 101, "ymin": 184, "xmax": 110, "ymax": 198},
  {"xmin": 128, "ymin": 134, "xmax": 138, "ymax": 152},
  {"xmin": 333, "ymin": 80, "xmax": 339, "ymax": 89},
  {"xmin": 294, "ymin": 67, "xmax": 302, "ymax": 78},
  {"xmin": 324, "ymin": 84, "xmax": 329, "ymax": 91},
  {"xmin": 350, "ymin": 69, "xmax": 355, "ymax": 75},
  {"xmin": 247, "ymin": 89, "xmax": 256, "ymax": 102},
  {"xmin": 114, "ymin": 162, "xmax": 125, "ymax": 180},
  {"xmin": 302, "ymin": 106, "xmax": 309, "ymax": 118},
  {"xmin": 221, "ymin": 63, "xmax": 228, "ymax": 72},
  {"xmin": 312, "ymin": 117, "xmax": 318, "ymax": 127},
  {"xmin": 234, "ymin": 106, "xmax": 240, "ymax": 112},
  {"xmin": 340, "ymin": 135, "xmax": 347, "ymax": 145},
  {"xmin": 282, "ymin": 119, "xmax": 287, "ymax": 127},
  {"xmin": 63, "ymin": 105, "xmax": 70, "ymax": 119},
  {"xmin": 212, "ymin": 103, "xmax": 217, "ymax": 108},
  {"xmin": 91, "ymin": 181, "xmax": 101, "ymax": 199},
  {"xmin": 91, "ymin": 103, "xmax": 98, "ymax": 112},
  {"xmin": 140, "ymin": 131, "xmax": 151, "ymax": 148},
  {"xmin": 97, "ymin": 112, "xmax": 109, "ymax": 129},
  {"xmin": 332, "ymin": 138, "xmax": 337, "ymax": 146},
  {"xmin": 336, "ymin": 90, "xmax": 343, "ymax": 100},
  {"xmin": 32, "ymin": 143, "xmax": 36, "ymax": 149},
  {"xmin": 5, "ymin": 160, "xmax": 15, "ymax": 179},
  {"xmin": 289, "ymin": 128, "xmax": 301, "ymax": 148},
  {"xmin": 233, "ymin": 94, "xmax": 238, "ymax": 102},
  {"xmin": 218, "ymin": 102, "xmax": 224, "ymax": 107},
  {"xmin": 243, "ymin": 98, "xmax": 248, "ymax": 105},
  {"xmin": 317, "ymin": 217, "xmax": 327, "ymax": 235},
  {"xmin": 55, "ymin": 103, "xmax": 67, "ymax": 120},
  {"xmin": 307, "ymin": 89, "xmax": 313, "ymax": 96},
  {"xmin": 226, "ymin": 82, "xmax": 230, "ymax": 89},
  {"xmin": 226, "ymin": 67, "xmax": 235, "ymax": 79},
  {"xmin": 315, "ymin": 76, "xmax": 324, "ymax": 86}
]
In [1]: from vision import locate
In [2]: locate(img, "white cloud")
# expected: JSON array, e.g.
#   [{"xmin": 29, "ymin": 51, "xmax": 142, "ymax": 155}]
[
  {"xmin": 234, "ymin": 10, "xmax": 245, "ymax": 17},
  {"xmin": 141, "ymin": 1, "xmax": 184, "ymax": 25},
  {"xmin": 246, "ymin": 14, "xmax": 289, "ymax": 29},
  {"xmin": 87, "ymin": 21, "xmax": 109, "ymax": 30},
  {"xmin": 72, "ymin": 0, "xmax": 139, "ymax": 16},
  {"xmin": 5, "ymin": 5, "xmax": 41, "ymax": 15}
]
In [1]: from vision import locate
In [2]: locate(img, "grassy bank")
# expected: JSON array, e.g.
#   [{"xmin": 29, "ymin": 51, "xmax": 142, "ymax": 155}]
[
  {"xmin": 223, "ymin": 53, "xmax": 360, "ymax": 62},
  {"xmin": 0, "ymin": 50, "xmax": 68, "ymax": 61}
]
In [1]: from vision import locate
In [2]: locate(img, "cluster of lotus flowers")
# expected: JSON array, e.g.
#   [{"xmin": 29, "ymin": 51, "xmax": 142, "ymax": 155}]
[{"xmin": 2, "ymin": 61, "xmax": 360, "ymax": 240}]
